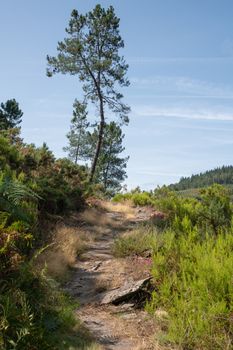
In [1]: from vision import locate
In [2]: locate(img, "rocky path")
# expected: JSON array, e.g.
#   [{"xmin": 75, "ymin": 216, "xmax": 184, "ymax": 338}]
[{"xmin": 65, "ymin": 204, "xmax": 156, "ymax": 350}]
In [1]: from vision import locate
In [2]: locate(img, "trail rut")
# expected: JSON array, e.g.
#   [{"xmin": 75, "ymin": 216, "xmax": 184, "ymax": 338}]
[{"xmin": 65, "ymin": 204, "xmax": 156, "ymax": 350}]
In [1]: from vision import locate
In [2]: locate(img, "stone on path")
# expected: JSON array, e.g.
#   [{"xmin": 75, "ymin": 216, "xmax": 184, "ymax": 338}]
[{"xmin": 100, "ymin": 277, "xmax": 152, "ymax": 305}]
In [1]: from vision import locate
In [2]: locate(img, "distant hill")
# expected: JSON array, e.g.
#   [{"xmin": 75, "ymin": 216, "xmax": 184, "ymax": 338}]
[{"xmin": 169, "ymin": 166, "xmax": 233, "ymax": 191}]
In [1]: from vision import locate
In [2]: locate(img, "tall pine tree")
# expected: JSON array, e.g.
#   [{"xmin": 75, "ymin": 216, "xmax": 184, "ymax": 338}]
[{"xmin": 47, "ymin": 5, "xmax": 130, "ymax": 182}]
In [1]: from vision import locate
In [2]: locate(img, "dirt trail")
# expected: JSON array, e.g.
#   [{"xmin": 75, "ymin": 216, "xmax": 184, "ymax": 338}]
[{"xmin": 65, "ymin": 203, "xmax": 157, "ymax": 350}]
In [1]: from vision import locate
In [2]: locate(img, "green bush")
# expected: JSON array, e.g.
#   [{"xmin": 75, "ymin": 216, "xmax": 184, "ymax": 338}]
[
  {"xmin": 112, "ymin": 191, "xmax": 154, "ymax": 206},
  {"xmin": 112, "ymin": 192, "xmax": 132, "ymax": 202},
  {"xmin": 113, "ymin": 185, "xmax": 233, "ymax": 348},
  {"xmin": 113, "ymin": 225, "xmax": 157, "ymax": 257},
  {"xmin": 152, "ymin": 185, "xmax": 233, "ymax": 237},
  {"xmin": 197, "ymin": 184, "xmax": 232, "ymax": 235},
  {"xmin": 131, "ymin": 192, "xmax": 154, "ymax": 206},
  {"xmin": 139, "ymin": 185, "xmax": 233, "ymax": 349},
  {"xmin": 0, "ymin": 262, "xmax": 81, "ymax": 349},
  {"xmin": 147, "ymin": 229, "xmax": 233, "ymax": 349},
  {"xmin": 0, "ymin": 134, "xmax": 20, "ymax": 170},
  {"xmin": 0, "ymin": 133, "xmax": 92, "ymax": 349}
]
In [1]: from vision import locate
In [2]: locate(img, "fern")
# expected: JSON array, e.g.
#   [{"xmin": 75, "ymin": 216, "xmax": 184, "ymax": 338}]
[
  {"xmin": 0, "ymin": 175, "xmax": 41, "ymax": 224},
  {"xmin": 0, "ymin": 176, "xmax": 40, "ymax": 204}
]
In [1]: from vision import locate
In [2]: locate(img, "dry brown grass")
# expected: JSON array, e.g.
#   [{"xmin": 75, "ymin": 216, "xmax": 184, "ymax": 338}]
[
  {"xmin": 79, "ymin": 207, "xmax": 114, "ymax": 227},
  {"xmin": 36, "ymin": 224, "xmax": 93, "ymax": 279},
  {"xmin": 35, "ymin": 203, "xmax": 133, "ymax": 280},
  {"xmin": 100, "ymin": 200, "xmax": 136, "ymax": 220},
  {"xmin": 79, "ymin": 206, "xmax": 129, "ymax": 233}
]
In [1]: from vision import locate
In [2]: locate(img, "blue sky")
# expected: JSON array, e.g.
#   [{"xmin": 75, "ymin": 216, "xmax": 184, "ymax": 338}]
[{"xmin": 1, "ymin": 0, "xmax": 233, "ymax": 189}]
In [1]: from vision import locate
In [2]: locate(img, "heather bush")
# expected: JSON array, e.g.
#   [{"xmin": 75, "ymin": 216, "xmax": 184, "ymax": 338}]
[
  {"xmin": 147, "ymin": 229, "xmax": 233, "ymax": 349},
  {"xmin": 141, "ymin": 185, "xmax": 233, "ymax": 349},
  {"xmin": 114, "ymin": 184, "xmax": 233, "ymax": 348},
  {"xmin": 197, "ymin": 184, "xmax": 232, "ymax": 235}
]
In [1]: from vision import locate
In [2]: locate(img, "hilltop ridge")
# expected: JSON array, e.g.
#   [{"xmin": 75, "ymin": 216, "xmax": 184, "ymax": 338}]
[{"xmin": 169, "ymin": 165, "xmax": 233, "ymax": 190}]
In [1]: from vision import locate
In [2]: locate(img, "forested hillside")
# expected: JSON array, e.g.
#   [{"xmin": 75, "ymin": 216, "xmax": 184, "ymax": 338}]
[{"xmin": 169, "ymin": 165, "xmax": 233, "ymax": 190}]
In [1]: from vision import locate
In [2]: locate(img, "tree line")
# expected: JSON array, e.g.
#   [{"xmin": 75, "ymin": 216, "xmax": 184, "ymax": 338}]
[{"xmin": 169, "ymin": 166, "xmax": 233, "ymax": 191}]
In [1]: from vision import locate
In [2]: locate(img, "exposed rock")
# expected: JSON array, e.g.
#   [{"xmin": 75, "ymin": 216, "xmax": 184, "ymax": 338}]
[{"xmin": 100, "ymin": 277, "xmax": 152, "ymax": 305}]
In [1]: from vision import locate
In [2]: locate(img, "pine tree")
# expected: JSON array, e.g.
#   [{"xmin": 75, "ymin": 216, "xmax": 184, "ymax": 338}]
[
  {"xmin": 47, "ymin": 5, "xmax": 130, "ymax": 182},
  {"xmin": 0, "ymin": 99, "xmax": 23, "ymax": 130},
  {"xmin": 63, "ymin": 100, "xmax": 89, "ymax": 164},
  {"xmin": 86, "ymin": 122, "xmax": 129, "ymax": 195}
]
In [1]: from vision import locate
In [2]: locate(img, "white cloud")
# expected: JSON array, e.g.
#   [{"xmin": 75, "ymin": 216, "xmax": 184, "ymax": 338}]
[
  {"xmin": 133, "ymin": 105, "xmax": 233, "ymax": 121},
  {"xmin": 131, "ymin": 76, "xmax": 233, "ymax": 99}
]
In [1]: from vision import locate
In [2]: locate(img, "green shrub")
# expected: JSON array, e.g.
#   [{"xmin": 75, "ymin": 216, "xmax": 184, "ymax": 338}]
[
  {"xmin": 0, "ymin": 133, "xmax": 92, "ymax": 349},
  {"xmin": 113, "ymin": 191, "xmax": 154, "ymax": 206},
  {"xmin": 0, "ymin": 261, "xmax": 81, "ymax": 349},
  {"xmin": 113, "ymin": 225, "xmax": 157, "ymax": 257},
  {"xmin": 130, "ymin": 192, "xmax": 154, "ymax": 206},
  {"xmin": 147, "ymin": 225, "xmax": 233, "ymax": 349},
  {"xmin": 0, "ymin": 134, "xmax": 20, "ymax": 170},
  {"xmin": 113, "ymin": 185, "xmax": 233, "ymax": 348},
  {"xmin": 197, "ymin": 184, "xmax": 232, "ymax": 235},
  {"xmin": 112, "ymin": 192, "xmax": 132, "ymax": 202}
]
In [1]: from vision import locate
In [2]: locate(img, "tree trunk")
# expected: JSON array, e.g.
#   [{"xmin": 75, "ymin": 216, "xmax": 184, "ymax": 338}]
[
  {"xmin": 74, "ymin": 130, "xmax": 82, "ymax": 164},
  {"xmin": 103, "ymin": 141, "xmax": 113, "ymax": 191},
  {"xmin": 89, "ymin": 97, "xmax": 105, "ymax": 182}
]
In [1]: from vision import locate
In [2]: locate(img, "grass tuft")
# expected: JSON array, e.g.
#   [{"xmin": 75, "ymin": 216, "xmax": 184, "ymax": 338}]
[{"xmin": 112, "ymin": 225, "xmax": 157, "ymax": 257}]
